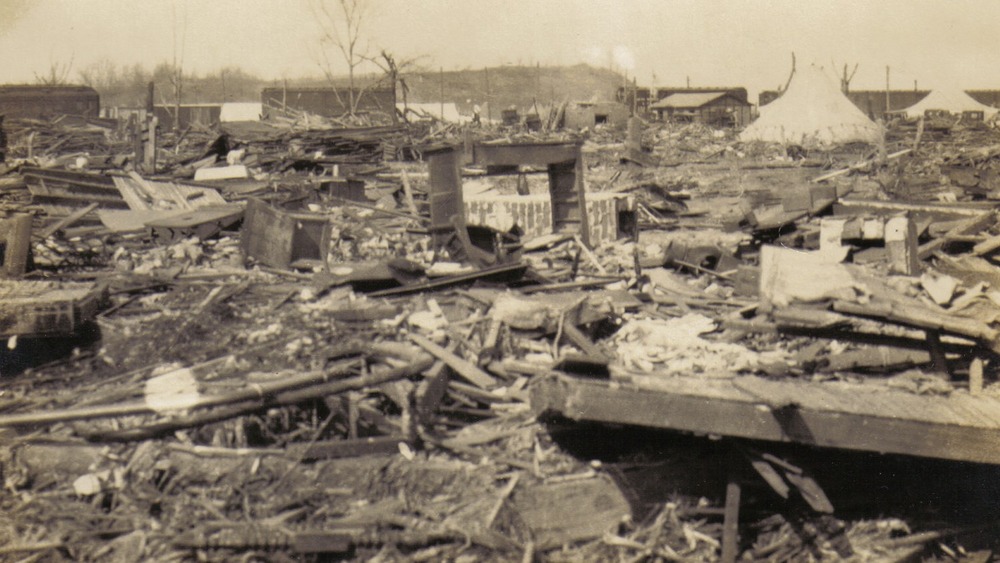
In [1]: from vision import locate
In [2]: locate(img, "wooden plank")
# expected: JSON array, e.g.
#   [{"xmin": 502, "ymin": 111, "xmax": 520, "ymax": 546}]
[
  {"xmin": 530, "ymin": 374, "xmax": 1000, "ymax": 464},
  {"xmin": 972, "ymin": 233, "xmax": 1000, "ymax": 256},
  {"xmin": 474, "ymin": 142, "xmax": 579, "ymax": 167},
  {"xmin": 35, "ymin": 203, "xmax": 99, "ymax": 240},
  {"xmin": 408, "ymin": 332, "xmax": 498, "ymax": 389},
  {"xmin": 0, "ymin": 214, "xmax": 32, "ymax": 278},
  {"xmin": 835, "ymin": 198, "xmax": 990, "ymax": 218}
]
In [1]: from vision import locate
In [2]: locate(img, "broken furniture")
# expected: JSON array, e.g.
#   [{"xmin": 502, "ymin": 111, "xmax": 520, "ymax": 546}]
[
  {"xmin": 241, "ymin": 198, "xmax": 331, "ymax": 270},
  {"xmin": 426, "ymin": 142, "xmax": 636, "ymax": 252}
]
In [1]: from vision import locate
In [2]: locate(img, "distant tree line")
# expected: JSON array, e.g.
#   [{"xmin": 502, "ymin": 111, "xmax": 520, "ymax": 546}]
[{"xmin": 76, "ymin": 59, "xmax": 268, "ymax": 109}]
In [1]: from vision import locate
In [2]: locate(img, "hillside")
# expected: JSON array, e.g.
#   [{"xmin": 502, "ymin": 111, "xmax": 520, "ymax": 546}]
[
  {"xmin": 404, "ymin": 63, "xmax": 624, "ymax": 112},
  {"xmin": 280, "ymin": 63, "xmax": 625, "ymax": 114}
]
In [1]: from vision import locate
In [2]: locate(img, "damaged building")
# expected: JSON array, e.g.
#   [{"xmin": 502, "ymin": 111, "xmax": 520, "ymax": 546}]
[
  {"xmin": 0, "ymin": 84, "xmax": 100, "ymax": 118},
  {"xmin": 261, "ymin": 86, "xmax": 396, "ymax": 117}
]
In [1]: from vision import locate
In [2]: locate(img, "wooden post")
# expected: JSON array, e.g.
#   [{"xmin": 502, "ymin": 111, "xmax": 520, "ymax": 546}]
[
  {"xmin": 484, "ymin": 67, "xmax": 492, "ymax": 123},
  {"xmin": 970, "ymin": 357, "xmax": 984, "ymax": 395},
  {"xmin": 885, "ymin": 216, "xmax": 919, "ymax": 275},
  {"xmin": 885, "ymin": 66, "xmax": 891, "ymax": 113},
  {"xmin": 143, "ymin": 82, "xmax": 157, "ymax": 174},
  {"xmin": 440, "ymin": 67, "xmax": 445, "ymax": 121},
  {"xmin": 144, "ymin": 116, "xmax": 158, "ymax": 173},
  {"xmin": 720, "ymin": 477, "xmax": 741, "ymax": 562},
  {"xmin": 926, "ymin": 329, "xmax": 950, "ymax": 377}
]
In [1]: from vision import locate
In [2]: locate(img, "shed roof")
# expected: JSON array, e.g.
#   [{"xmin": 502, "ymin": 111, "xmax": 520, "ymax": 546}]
[{"xmin": 653, "ymin": 92, "xmax": 736, "ymax": 110}]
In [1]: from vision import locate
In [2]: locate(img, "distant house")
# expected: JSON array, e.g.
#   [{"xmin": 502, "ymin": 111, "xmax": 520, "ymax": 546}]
[
  {"xmin": 261, "ymin": 87, "xmax": 395, "ymax": 117},
  {"xmin": 153, "ymin": 103, "xmax": 223, "ymax": 130},
  {"xmin": 0, "ymin": 85, "xmax": 99, "ymax": 118},
  {"xmin": 563, "ymin": 101, "xmax": 629, "ymax": 129},
  {"xmin": 651, "ymin": 92, "xmax": 751, "ymax": 127},
  {"xmin": 655, "ymin": 87, "xmax": 748, "ymax": 104}
]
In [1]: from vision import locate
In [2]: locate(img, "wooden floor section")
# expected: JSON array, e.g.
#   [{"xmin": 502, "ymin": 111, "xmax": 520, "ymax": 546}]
[{"xmin": 530, "ymin": 372, "xmax": 1000, "ymax": 464}]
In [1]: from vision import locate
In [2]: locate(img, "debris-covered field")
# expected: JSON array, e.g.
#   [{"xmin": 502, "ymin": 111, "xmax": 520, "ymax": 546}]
[{"xmin": 4, "ymin": 101, "xmax": 1000, "ymax": 563}]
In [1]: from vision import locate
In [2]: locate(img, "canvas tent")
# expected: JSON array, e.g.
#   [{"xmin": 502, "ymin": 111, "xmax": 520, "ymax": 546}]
[
  {"xmin": 902, "ymin": 89, "xmax": 998, "ymax": 119},
  {"xmin": 740, "ymin": 65, "xmax": 882, "ymax": 146}
]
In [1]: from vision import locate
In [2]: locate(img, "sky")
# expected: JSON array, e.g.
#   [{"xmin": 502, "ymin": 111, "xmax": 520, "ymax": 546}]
[{"xmin": 2, "ymin": 0, "xmax": 1000, "ymax": 101}]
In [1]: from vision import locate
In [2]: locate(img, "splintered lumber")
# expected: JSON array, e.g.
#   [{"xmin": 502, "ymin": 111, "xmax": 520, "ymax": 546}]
[
  {"xmin": 286, "ymin": 436, "xmax": 407, "ymax": 461},
  {"xmin": 812, "ymin": 149, "xmax": 911, "ymax": 183},
  {"xmin": 917, "ymin": 211, "xmax": 995, "ymax": 259},
  {"xmin": 83, "ymin": 357, "xmax": 433, "ymax": 441},
  {"xmin": 409, "ymin": 332, "xmax": 498, "ymax": 389},
  {"xmin": 0, "ymin": 356, "xmax": 364, "ymax": 428},
  {"xmin": 831, "ymin": 299, "xmax": 1000, "ymax": 353},
  {"xmin": 530, "ymin": 373, "xmax": 1000, "ymax": 464}
]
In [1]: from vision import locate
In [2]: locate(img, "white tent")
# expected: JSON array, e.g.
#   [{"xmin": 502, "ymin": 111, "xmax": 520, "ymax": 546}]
[
  {"xmin": 740, "ymin": 65, "xmax": 883, "ymax": 146},
  {"xmin": 902, "ymin": 89, "xmax": 998, "ymax": 119}
]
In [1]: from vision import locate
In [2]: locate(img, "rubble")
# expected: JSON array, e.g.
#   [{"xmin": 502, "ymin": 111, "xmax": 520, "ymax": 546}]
[{"xmin": 2, "ymin": 105, "xmax": 1000, "ymax": 563}]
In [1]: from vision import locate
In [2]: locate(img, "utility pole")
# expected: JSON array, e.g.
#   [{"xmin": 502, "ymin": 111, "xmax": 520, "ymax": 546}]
[
  {"xmin": 536, "ymin": 61, "xmax": 541, "ymax": 102},
  {"xmin": 632, "ymin": 77, "xmax": 637, "ymax": 115},
  {"xmin": 440, "ymin": 67, "xmax": 445, "ymax": 121},
  {"xmin": 885, "ymin": 66, "xmax": 891, "ymax": 113},
  {"xmin": 484, "ymin": 66, "xmax": 491, "ymax": 123}
]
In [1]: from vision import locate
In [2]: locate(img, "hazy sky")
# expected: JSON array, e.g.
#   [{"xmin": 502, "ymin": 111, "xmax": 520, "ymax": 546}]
[{"xmin": 2, "ymin": 0, "xmax": 1000, "ymax": 100}]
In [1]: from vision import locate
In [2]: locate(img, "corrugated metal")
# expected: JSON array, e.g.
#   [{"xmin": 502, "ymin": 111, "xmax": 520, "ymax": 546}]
[{"xmin": 464, "ymin": 192, "xmax": 633, "ymax": 246}]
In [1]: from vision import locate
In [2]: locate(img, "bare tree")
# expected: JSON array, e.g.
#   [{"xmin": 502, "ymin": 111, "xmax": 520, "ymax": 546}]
[
  {"xmin": 368, "ymin": 50, "xmax": 429, "ymax": 123},
  {"xmin": 169, "ymin": 2, "xmax": 188, "ymax": 132},
  {"xmin": 35, "ymin": 55, "xmax": 75, "ymax": 85},
  {"xmin": 833, "ymin": 61, "xmax": 859, "ymax": 94},
  {"xmin": 311, "ymin": 0, "xmax": 372, "ymax": 115}
]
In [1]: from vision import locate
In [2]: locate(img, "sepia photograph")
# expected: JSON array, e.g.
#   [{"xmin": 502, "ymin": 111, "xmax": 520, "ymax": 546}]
[{"xmin": 2, "ymin": 0, "xmax": 1000, "ymax": 560}]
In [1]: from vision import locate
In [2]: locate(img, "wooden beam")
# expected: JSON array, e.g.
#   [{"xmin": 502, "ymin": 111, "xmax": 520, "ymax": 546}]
[
  {"xmin": 409, "ymin": 332, "xmax": 498, "ymax": 389},
  {"xmin": 530, "ymin": 374, "xmax": 1000, "ymax": 464}
]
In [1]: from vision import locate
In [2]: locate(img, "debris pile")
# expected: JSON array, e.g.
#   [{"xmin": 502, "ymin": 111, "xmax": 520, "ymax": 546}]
[{"xmin": 1, "ymin": 108, "xmax": 1000, "ymax": 562}]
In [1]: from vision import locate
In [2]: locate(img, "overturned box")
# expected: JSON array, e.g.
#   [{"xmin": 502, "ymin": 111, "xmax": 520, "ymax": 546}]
[
  {"xmin": 0, "ymin": 280, "xmax": 105, "ymax": 337},
  {"xmin": 241, "ymin": 198, "xmax": 331, "ymax": 270}
]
